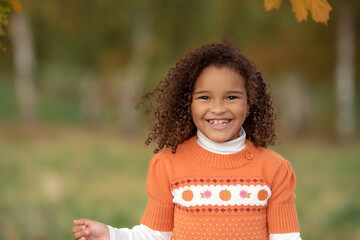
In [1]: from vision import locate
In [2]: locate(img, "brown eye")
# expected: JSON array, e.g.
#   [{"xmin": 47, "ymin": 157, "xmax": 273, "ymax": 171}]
[{"xmin": 227, "ymin": 96, "xmax": 238, "ymax": 100}]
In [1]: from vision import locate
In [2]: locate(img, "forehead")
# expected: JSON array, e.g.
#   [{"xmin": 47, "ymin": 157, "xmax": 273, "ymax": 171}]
[{"xmin": 194, "ymin": 65, "xmax": 246, "ymax": 91}]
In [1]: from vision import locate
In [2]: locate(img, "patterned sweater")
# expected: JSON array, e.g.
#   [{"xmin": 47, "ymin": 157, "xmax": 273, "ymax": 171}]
[{"xmin": 140, "ymin": 136, "xmax": 299, "ymax": 240}]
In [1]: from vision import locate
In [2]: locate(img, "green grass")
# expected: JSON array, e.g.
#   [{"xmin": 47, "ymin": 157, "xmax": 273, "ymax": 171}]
[
  {"xmin": 0, "ymin": 126, "xmax": 151, "ymax": 240},
  {"xmin": 0, "ymin": 79, "xmax": 19, "ymax": 121},
  {"xmin": 0, "ymin": 125, "xmax": 359, "ymax": 239},
  {"xmin": 273, "ymin": 139, "xmax": 360, "ymax": 240}
]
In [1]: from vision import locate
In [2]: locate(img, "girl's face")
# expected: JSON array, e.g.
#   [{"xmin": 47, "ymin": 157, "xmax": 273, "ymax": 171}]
[{"xmin": 191, "ymin": 65, "xmax": 248, "ymax": 143}]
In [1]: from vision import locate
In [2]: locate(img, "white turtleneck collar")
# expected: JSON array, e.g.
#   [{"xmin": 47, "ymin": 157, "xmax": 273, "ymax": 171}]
[{"xmin": 196, "ymin": 127, "xmax": 246, "ymax": 155}]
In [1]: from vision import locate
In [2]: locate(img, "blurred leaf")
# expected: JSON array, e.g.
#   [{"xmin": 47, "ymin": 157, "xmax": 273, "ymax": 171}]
[
  {"xmin": 308, "ymin": 0, "xmax": 332, "ymax": 25},
  {"xmin": 264, "ymin": 0, "xmax": 332, "ymax": 25},
  {"xmin": 264, "ymin": 0, "xmax": 283, "ymax": 11},
  {"xmin": 11, "ymin": 0, "xmax": 22, "ymax": 12},
  {"xmin": 0, "ymin": 4, "xmax": 11, "ymax": 26},
  {"xmin": 0, "ymin": 0, "xmax": 23, "ymax": 25},
  {"xmin": 289, "ymin": 0, "xmax": 309, "ymax": 22},
  {"xmin": 0, "ymin": 0, "xmax": 23, "ymax": 51}
]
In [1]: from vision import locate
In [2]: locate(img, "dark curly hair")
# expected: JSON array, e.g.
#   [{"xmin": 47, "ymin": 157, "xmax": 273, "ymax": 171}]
[{"xmin": 137, "ymin": 41, "xmax": 276, "ymax": 153}]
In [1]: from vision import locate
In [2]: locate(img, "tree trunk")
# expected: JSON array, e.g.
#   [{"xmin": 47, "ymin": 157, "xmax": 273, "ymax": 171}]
[
  {"xmin": 276, "ymin": 72, "xmax": 310, "ymax": 137},
  {"xmin": 8, "ymin": 13, "xmax": 37, "ymax": 127},
  {"xmin": 118, "ymin": 7, "xmax": 153, "ymax": 133},
  {"xmin": 80, "ymin": 72, "xmax": 102, "ymax": 125},
  {"xmin": 334, "ymin": 2, "xmax": 356, "ymax": 142}
]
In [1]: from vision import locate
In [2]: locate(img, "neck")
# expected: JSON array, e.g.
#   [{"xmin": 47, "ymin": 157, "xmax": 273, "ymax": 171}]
[{"xmin": 196, "ymin": 127, "xmax": 246, "ymax": 154}]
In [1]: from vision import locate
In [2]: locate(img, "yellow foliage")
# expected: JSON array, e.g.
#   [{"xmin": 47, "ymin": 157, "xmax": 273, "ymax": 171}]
[
  {"xmin": 11, "ymin": 0, "xmax": 23, "ymax": 12},
  {"xmin": 264, "ymin": 0, "xmax": 332, "ymax": 25},
  {"xmin": 0, "ymin": 0, "xmax": 22, "ymax": 25},
  {"xmin": 1, "ymin": 0, "xmax": 23, "ymax": 51},
  {"xmin": 308, "ymin": 0, "xmax": 332, "ymax": 25},
  {"xmin": 289, "ymin": 0, "xmax": 309, "ymax": 22},
  {"xmin": 0, "ymin": 6, "xmax": 6, "ymax": 26},
  {"xmin": 264, "ymin": 0, "xmax": 283, "ymax": 11}
]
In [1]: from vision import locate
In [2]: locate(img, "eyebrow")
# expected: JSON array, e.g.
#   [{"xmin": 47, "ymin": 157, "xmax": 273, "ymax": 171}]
[{"xmin": 193, "ymin": 90, "xmax": 245, "ymax": 95}]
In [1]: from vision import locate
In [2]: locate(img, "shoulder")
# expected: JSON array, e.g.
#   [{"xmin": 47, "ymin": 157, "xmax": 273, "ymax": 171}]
[
  {"xmin": 148, "ymin": 137, "xmax": 197, "ymax": 175},
  {"xmin": 258, "ymin": 147, "xmax": 285, "ymax": 165},
  {"xmin": 147, "ymin": 140, "xmax": 192, "ymax": 182},
  {"xmin": 149, "ymin": 138, "xmax": 192, "ymax": 164},
  {"xmin": 154, "ymin": 137, "xmax": 195, "ymax": 159},
  {"xmin": 149, "ymin": 149, "xmax": 172, "ymax": 169},
  {"xmin": 248, "ymin": 140, "xmax": 285, "ymax": 165},
  {"xmin": 248, "ymin": 141, "xmax": 293, "ymax": 179}
]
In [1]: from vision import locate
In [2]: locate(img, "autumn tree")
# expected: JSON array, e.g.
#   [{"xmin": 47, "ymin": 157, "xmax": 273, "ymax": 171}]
[
  {"xmin": 8, "ymin": 12, "xmax": 37, "ymax": 127},
  {"xmin": 264, "ymin": 0, "xmax": 332, "ymax": 24},
  {"xmin": 265, "ymin": 0, "xmax": 357, "ymax": 141},
  {"xmin": 0, "ymin": 0, "xmax": 22, "ymax": 51},
  {"xmin": 1, "ymin": 0, "xmax": 38, "ymax": 127}
]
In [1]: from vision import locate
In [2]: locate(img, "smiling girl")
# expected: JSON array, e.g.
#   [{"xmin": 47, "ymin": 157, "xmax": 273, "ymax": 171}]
[{"xmin": 72, "ymin": 42, "xmax": 301, "ymax": 240}]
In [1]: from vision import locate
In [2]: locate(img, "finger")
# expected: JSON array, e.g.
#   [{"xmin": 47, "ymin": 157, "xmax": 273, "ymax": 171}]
[
  {"xmin": 72, "ymin": 225, "xmax": 85, "ymax": 234},
  {"xmin": 73, "ymin": 230, "xmax": 87, "ymax": 239},
  {"xmin": 73, "ymin": 219, "xmax": 84, "ymax": 226},
  {"xmin": 82, "ymin": 219, "xmax": 96, "ymax": 228},
  {"xmin": 73, "ymin": 218, "xmax": 91, "ymax": 226}
]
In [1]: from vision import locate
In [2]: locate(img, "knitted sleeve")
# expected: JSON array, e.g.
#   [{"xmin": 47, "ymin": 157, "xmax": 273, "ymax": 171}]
[
  {"xmin": 140, "ymin": 153, "xmax": 175, "ymax": 231},
  {"xmin": 267, "ymin": 159, "xmax": 300, "ymax": 234}
]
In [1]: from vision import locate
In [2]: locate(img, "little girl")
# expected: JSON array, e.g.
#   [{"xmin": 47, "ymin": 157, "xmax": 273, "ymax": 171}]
[{"xmin": 72, "ymin": 42, "xmax": 301, "ymax": 240}]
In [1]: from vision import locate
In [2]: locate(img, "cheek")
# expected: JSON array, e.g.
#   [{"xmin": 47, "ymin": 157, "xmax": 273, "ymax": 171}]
[
  {"xmin": 190, "ymin": 104, "xmax": 205, "ymax": 127},
  {"xmin": 233, "ymin": 104, "xmax": 248, "ymax": 120},
  {"xmin": 191, "ymin": 105, "xmax": 199, "ymax": 121}
]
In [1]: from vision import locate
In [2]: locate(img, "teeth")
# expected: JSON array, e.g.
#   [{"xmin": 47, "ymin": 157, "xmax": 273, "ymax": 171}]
[{"xmin": 209, "ymin": 120, "xmax": 230, "ymax": 125}]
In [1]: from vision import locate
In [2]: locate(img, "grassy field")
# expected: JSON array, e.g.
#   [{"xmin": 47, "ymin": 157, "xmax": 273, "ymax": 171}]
[{"xmin": 0, "ymin": 125, "xmax": 359, "ymax": 240}]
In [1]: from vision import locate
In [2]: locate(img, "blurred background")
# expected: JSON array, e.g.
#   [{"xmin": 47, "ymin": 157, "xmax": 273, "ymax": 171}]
[{"xmin": 0, "ymin": 0, "xmax": 359, "ymax": 239}]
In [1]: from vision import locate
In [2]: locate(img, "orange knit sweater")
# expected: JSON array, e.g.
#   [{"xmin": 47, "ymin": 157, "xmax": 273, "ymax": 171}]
[{"xmin": 141, "ymin": 136, "xmax": 299, "ymax": 240}]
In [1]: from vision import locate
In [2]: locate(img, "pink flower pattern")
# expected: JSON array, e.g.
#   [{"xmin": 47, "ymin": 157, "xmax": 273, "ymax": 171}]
[
  {"xmin": 240, "ymin": 190, "xmax": 251, "ymax": 199},
  {"xmin": 201, "ymin": 190, "xmax": 212, "ymax": 199}
]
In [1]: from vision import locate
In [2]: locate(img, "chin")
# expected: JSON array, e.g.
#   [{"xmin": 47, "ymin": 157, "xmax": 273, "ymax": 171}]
[{"xmin": 208, "ymin": 135, "xmax": 232, "ymax": 143}]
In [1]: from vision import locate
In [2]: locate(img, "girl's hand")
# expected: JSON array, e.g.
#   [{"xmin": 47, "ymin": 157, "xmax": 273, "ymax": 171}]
[{"xmin": 72, "ymin": 219, "xmax": 110, "ymax": 240}]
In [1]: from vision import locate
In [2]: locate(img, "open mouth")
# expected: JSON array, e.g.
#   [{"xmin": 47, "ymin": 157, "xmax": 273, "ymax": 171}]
[
  {"xmin": 207, "ymin": 119, "xmax": 232, "ymax": 130},
  {"xmin": 208, "ymin": 119, "xmax": 231, "ymax": 126}
]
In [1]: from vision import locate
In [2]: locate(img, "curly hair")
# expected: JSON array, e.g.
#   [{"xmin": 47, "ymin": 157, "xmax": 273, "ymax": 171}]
[{"xmin": 137, "ymin": 41, "xmax": 276, "ymax": 153}]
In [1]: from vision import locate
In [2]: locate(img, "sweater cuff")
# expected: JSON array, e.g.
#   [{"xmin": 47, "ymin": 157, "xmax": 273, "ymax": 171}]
[
  {"xmin": 140, "ymin": 197, "xmax": 174, "ymax": 231},
  {"xmin": 267, "ymin": 203, "xmax": 300, "ymax": 233}
]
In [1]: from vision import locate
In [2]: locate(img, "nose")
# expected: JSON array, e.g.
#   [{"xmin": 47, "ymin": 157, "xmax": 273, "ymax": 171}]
[{"xmin": 210, "ymin": 100, "xmax": 226, "ymax": 114}]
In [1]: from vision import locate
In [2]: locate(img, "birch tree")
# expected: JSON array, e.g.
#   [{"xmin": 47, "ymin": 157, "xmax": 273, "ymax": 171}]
[
  {"xmin": 8, "ymin": 12, "xmax": 37, "ymax": 126},
  {"xmin": 264, "ymin": 0, "xmax": 357, "ymax": 141},
  {"xmin": 117, "ymin": 4, "xmax": 153, "ymax": 133},
  {"xmin": 334, "ymin": 1, "xmax": 356, "ymax": 142}
]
